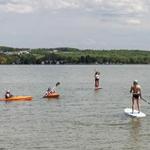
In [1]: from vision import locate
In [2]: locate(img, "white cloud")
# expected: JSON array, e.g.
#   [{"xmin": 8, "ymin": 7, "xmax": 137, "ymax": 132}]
[
  {"xmin": 0, "ymin": 0, "xmax": 147, "ymax": 26},
  {"xmin": 127, "ymin": 19, "xmax": 141, "ymax": 25},
  {"xmin": 0, "ymin": 0, "xmax": 149, "ymax": 29},
  {"xmin": 6, "ymin": 3, "xmax": 33, "ymax": 13},
  {"xmin": 0, "ymin": 0, "xmax": 148, "ymax": 13},
  {"xmin": 0, "ymin": 0, "xmax": 150, "ymax": 49},
  {"xmin": 0, "ymin": 1, "xmax": 35, "ymax": 13}
]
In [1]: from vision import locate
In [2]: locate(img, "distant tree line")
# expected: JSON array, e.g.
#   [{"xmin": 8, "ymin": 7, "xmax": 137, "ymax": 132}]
[{"xmin": 0, "ymin": 46, "xmax": 150, "ymax": 64}]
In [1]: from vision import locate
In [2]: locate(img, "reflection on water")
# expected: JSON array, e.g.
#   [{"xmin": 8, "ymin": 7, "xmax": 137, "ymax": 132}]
[
  {"xmin": 124, "ymin": 118, "xmax": 145, "ymax": 150},
  {"xmin": 130, "ymin": 118, "xmax": 141, "ymax": 143}
]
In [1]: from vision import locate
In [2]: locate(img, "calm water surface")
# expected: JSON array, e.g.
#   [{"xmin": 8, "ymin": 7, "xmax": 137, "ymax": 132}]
[{"xmin": 0, "ymin": 65, "xmax": 150, "ymax": 150}]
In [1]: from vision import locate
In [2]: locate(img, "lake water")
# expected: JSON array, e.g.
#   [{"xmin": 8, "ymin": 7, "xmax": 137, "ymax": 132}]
[{"xmin": 0, "ymin": 65, "xmax": 150, "ymax": 150}]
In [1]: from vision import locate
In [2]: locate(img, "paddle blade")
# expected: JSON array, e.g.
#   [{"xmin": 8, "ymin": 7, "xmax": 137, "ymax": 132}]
[{"xmin": 56, "ymin": 82, "xmax": 60, "ymax": 86}]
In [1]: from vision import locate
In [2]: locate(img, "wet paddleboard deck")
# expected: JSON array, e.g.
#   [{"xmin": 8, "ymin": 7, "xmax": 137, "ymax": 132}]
[
  {"xmin": 0, "ymin": 96, "xmax": 32, "ymax": 101},
  {"xmin": 124, "ymin": 108, "xmax": 146, "ymax": 118}
]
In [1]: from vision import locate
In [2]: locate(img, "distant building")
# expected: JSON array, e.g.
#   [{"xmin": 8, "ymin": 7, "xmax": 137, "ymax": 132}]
[
  {"xmin": 41, "ymin": 61, "xmax": 45, "ymax": 65},
  {"xmin": 56, "ymin": 61, "xmax": 60, "ymax": 65},
  {"xmin": 53, "ymin": 49, "xmax": 58, "ymax": 53},
  {"xmin": 18, "ymin": 51, "xmax": 30, "ymax": 55},
  {"xmin": 4, "ymin": 51, "xmax": 18, "ymax": 55}
]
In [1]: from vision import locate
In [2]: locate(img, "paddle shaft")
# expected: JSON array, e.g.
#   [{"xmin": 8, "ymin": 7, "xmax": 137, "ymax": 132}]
[
  {"xmin": 141, "ymin": 97, "xmax": 150, "ymax": 104},
  {"xmin": 52, "ymin": 82, "xmax": 60, "ymax": 90}
]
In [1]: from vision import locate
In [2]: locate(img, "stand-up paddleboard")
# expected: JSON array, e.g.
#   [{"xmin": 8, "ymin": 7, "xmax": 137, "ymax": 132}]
[
  {"xmin": 124, "ymin": 108, "xmax": 146, "ymax": 118},
  {"xmin": 94, "ymin": 87, "xmax": 102, "ymax": 90}
]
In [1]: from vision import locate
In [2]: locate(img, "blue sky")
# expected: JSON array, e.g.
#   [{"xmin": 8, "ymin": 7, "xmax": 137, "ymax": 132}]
[{"xmin": 0, "ymin": 0, "xmax": 150, "ymax": 49}]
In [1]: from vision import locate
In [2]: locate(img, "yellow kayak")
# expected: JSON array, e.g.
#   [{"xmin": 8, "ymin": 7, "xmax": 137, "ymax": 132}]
[{"xmin": 0, "ymin": 96, "xmax": 32, "ymax": 101}]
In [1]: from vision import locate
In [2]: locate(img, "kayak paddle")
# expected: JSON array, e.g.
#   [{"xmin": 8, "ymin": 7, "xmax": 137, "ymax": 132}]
[{"xmin": 56, "ymin": 82, "xmax": 60, "ymax": 87}]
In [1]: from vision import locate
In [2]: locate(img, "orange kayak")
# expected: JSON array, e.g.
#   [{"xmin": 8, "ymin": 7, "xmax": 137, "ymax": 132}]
[
  {"xmin": 43, "ymin": 92, "xmax": 59, "ymax": 98},
  {"xmin": 0, "ymin": 96, "xmax": 32, "ymax": 102}
]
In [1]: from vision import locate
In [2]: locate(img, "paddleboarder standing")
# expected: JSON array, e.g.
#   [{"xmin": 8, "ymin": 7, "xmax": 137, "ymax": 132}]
[
  {"xmin": 130, "ymin": 80, "xmax": 142, "ymax": 113},
  {"xmin": 94, "ymin": 71, "xmax": 100, "ymax": 88}
]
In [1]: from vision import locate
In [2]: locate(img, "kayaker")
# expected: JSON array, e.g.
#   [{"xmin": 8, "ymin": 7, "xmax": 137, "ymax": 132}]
[
  {"xmin": 5, "ymin": 90, "xmax": 13, "ymax": 99},
  {"xmin": 44, "ymin": 87, "xmax": 55, "ymax": 97},
  {"xmin": 95, "ymin": 71, "xmax": 100, "ymax": 88},
  {"xmin": 130, "ymin": 80, "xmax": 142, "ymax": 113}
]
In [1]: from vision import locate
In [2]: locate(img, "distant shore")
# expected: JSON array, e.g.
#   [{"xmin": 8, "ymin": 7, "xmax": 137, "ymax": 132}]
[{"xmin": 0, "ymin": 46, "xmax": 150, "ymax": 64}]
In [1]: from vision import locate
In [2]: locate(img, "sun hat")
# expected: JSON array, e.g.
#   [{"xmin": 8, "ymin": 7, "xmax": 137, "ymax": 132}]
[{"xmin": 133, "ymin": 80, "xmax": 138, "ymax": 84}]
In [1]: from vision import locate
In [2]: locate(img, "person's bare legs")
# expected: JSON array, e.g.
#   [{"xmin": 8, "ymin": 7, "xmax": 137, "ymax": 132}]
[
  {"xmin": 132, "ymin": 98, "xmax": 134, "ymax": 113},
  {"xmin": 137, "ymin": 99, "xmax": 140, "ymax": 113},
  {"xmin": 95, "ymin": 80, "xmax": 99, "ymax": 88}
]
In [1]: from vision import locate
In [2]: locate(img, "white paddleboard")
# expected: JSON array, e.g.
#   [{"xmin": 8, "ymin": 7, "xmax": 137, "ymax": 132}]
[
  {"xmin": 124, "ymin": 108, "xmax": 146, "ymax": 118},
  {"xmin": 94, "ymin": 87, "xmax": 102, "ymax": 90}
]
